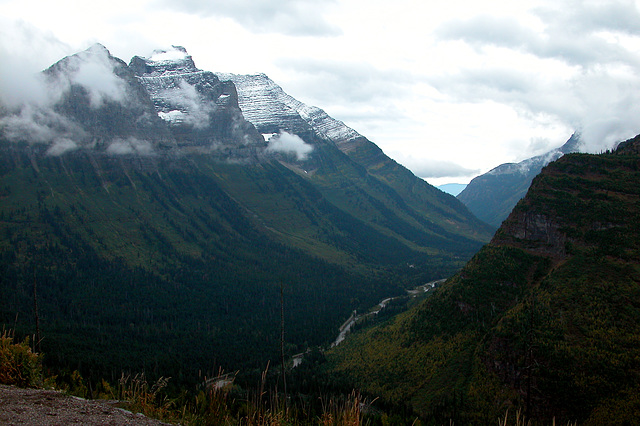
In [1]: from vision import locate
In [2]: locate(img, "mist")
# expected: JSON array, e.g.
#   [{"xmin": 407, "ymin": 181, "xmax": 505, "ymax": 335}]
[
  {"xmin": 0, "ymin": 43, "xmax": 141, "ymax": 155},
  {"xmin": 266, "ymin": 131, "xmax": 314, "ymax": 160}
]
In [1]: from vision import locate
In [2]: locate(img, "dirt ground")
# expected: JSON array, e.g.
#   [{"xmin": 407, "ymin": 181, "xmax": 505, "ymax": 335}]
[{"xmin": 0, "ymin": 385, "xmax": 172, "ymax": 425}]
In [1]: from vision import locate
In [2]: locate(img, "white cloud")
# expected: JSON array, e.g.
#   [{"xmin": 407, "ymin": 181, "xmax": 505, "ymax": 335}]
[
  {"xmin": 107, "ymin": 137, "xmax": 154, "ymax": 155},
  {"xmin": 266, "ymin": 131, "xmax": 313, "ymax": 160},
  {"xmin": 46, "ymin": 137, "xmax": 78, "ymax": 156},
  {"xmin": 44, "ymin": 44, "xmax": 129, "ymax": 109},
  {"xmin": 393, "ymin": 154, "xmax": 481, "ymax": 180},
  {"xmin": 0, "ymin": 38, "xmax": 132, "ymax": 152},
  {"xmin": 0, "ymin": 19, "xmax": 71, "ymax": 108},
  {"xmin": 154, "ymin": 0, "xmax": 342, "ymax": 36},
  {"xmin": 156, "ymin": 80, "xmax": 213, "ymax": 129},
  {"xmin": 71, "ymin": 56, "xmax": 127, "ymax": 108},
  {"xmin": 0, "ymin": 104, "xmax": 88, "ymax": 144}
]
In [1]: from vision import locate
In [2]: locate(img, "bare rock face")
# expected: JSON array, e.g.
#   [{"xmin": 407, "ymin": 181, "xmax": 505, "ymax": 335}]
[
  {"xmin": 214, "ymin": 72, "xmax": 391, "ymax": 169},
  {"xmin": 214, "ymin": 72, "xmax": 362, "ymax": 148},
  {"xmin": 493, "ymin": 210, "xmax": 567, "ymax": 258}
]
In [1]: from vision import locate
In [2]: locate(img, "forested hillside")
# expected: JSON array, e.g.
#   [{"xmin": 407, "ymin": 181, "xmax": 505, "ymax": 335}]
[
  {"xmin": 0, "ymin": 146, "xmax": 393, "ymax": 383},
  {"xmin": 326, "ymin": 134, "xmax": 640, "ymax": 425}
]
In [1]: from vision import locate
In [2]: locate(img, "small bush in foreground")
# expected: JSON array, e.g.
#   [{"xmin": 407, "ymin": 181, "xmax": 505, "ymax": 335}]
[{"xmin": 0, "ymin": 330, "xmax": 43, "ymax": 388}]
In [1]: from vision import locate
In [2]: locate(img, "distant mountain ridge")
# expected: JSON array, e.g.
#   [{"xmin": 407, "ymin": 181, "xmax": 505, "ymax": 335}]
[
  {"xmin": 0, "ymin": 44, "xmax": 492, "ymax": 383},
  {"xmin": 458, "ymin": 132, "xmax": 582, "ymax": 228}
]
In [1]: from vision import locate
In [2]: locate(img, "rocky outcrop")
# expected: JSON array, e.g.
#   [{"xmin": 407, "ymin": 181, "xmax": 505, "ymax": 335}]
[
  {"xmin": 214, "ymin": 72, "xmax": 361, "ymax": 148},
  {"xmin": 492, "ymin": 210, "xmax": 567, "ymax": 258},
  {"xmin": 130, "ymin": 47, "xmax": 265, "ymax": 158}
]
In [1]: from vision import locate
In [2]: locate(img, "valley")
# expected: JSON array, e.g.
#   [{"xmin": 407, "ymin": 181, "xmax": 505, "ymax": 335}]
[{"xmin": 330, "ymin": 278, "xmax": 445, "ymax": 348}]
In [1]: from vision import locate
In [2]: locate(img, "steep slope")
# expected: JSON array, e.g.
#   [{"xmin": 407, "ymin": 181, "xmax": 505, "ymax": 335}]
[
  {"xmin": 0, "ymin": 45, "xmax": 491, "ymax": 385},
  {"xmin": 458, "ymin": 132, "xmax": 581, "ymax": 228},
  {"xmin": 326, "ymin": 134, "xmax": 640, "ymax": 425}
]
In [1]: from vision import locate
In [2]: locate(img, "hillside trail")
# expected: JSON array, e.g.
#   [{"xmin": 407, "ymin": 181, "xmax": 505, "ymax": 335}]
[{"xmin": 0, "ymin": 385, "xmax": 171, "ymax": 425}]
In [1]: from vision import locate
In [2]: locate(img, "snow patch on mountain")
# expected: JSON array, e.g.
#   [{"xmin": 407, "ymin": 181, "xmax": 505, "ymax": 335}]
[
  {"xmin": 158, "ymin": 110, "xmax": 185, "ymax": 124},
  {"xmin": 136, "ymin": 46, "xmax": 199, "ymax": 77}
]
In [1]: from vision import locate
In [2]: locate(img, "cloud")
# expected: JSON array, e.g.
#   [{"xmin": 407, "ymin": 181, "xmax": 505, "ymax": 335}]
[
  {"xmin": 0, "ymin": 19, "xmax": 71, "ymax": 109},
  {"xmin": 156, "ymin": 80, "xmax": 213, "ymax": 129},
  {"xmin": 436, "ymin": 4, "xmax": 640, "ymax": 68},
  {"xmin": 48, "ymin": 44, "xmax": 129, "ymax": 109},
  {"xmin": 46, "ymin": 138, "xmax": 78, "ymax": 156},
  {"xmin": 1, "ymin": 41, "xmax": 138, "ymax": 152},
  {"xmin": 266, "ymin": 131, "xmax": 313, "ymax": 160},
  {"xmin": 389, "ymin": 153, "xmax": 480, "ymax": 180},
  {"xmin": 436, "ymin": 15, "xmax": 535, "ymax": 52},
  {"xmin": 71, "ymin": 55, "xmax": 127, "ymax": 108},
  {"xmin": 535, "ymin": 0, "xmax": 640, "ymax": 37},
  {"xmin": 571, "ymin": 66, "xmax": 640, "ymax": 151},
  {"xmin": 277, "ymin": 57, "xmax": 415, "ymax": 105},
  {"xmin": 154, "ymin": 0, "xmax": 341, "ymax": 36},
  {"xmin": 0, "ymin": 104, "xmax": 88, "ymax": 144},
  {"xmin": 106, "ymin": 137, "xmax": 154, "ymax": 155},
  {"xmin": 430, "ymin": 1, "xmax": 640, "ymax": 157}
]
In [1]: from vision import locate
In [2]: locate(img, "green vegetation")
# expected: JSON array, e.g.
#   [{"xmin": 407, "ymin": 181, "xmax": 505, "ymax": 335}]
[
  {"xmin": 0, "ymin": 337, "xmax": 375, "ymax": 425},
  {"xmin": 326, "ymin": 136, "xmax": 640, "ymax": 425},
  {"xmin": 0, "ymin": 140, "xmax": 488, "ymax": 390},
  {"xmin": 0, "ymin": 330, "xmax": 42, "ymax": 388}
]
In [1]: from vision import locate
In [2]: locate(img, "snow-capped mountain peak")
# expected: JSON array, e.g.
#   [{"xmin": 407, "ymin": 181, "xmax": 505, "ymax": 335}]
[
  {"xmin": 130, "ymin": 46, "xmax": 199, "ymax": 77},
  {"xmin": 215, "ymin": 72, "xmax": 363, "ymax": 151}
]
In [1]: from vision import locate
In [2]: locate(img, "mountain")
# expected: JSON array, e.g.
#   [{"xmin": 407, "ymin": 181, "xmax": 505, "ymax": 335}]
[
  {"xmin": 326, "ymin": 134, "xmax": 640, "ymax": 424},
  {"xmin": 0, "ymin": 45, "xmax": 492, "ymax": 384},
  {"xmin": 457, "ymin": 132, "xmax": 582, "ymax": 228},
  {"xmin": 215, "ymin": 71, "xmax": 490, "ymax": 244}
]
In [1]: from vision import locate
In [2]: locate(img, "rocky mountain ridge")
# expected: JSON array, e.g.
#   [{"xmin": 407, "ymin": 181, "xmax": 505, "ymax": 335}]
[{"xmin": 215, "ymin": 72, "xmax": 362, "ymax": 150}]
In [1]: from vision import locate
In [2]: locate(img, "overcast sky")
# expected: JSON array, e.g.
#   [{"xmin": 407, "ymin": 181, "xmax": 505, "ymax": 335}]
[{"xmin": 1, "ymin": 0, "xmax": 640, "ymax": 184}]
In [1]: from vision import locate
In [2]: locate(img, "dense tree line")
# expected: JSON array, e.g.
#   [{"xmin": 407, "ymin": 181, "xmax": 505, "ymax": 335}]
[{"xmin": 0, "ymin": 148, "xmax": 446, "ymax": 390}]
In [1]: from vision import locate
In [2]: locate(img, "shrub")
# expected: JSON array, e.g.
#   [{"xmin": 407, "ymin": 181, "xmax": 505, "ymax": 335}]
[{"xmin": 0, "ymin": 330, "xmax": 43, "ymax": 388}]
